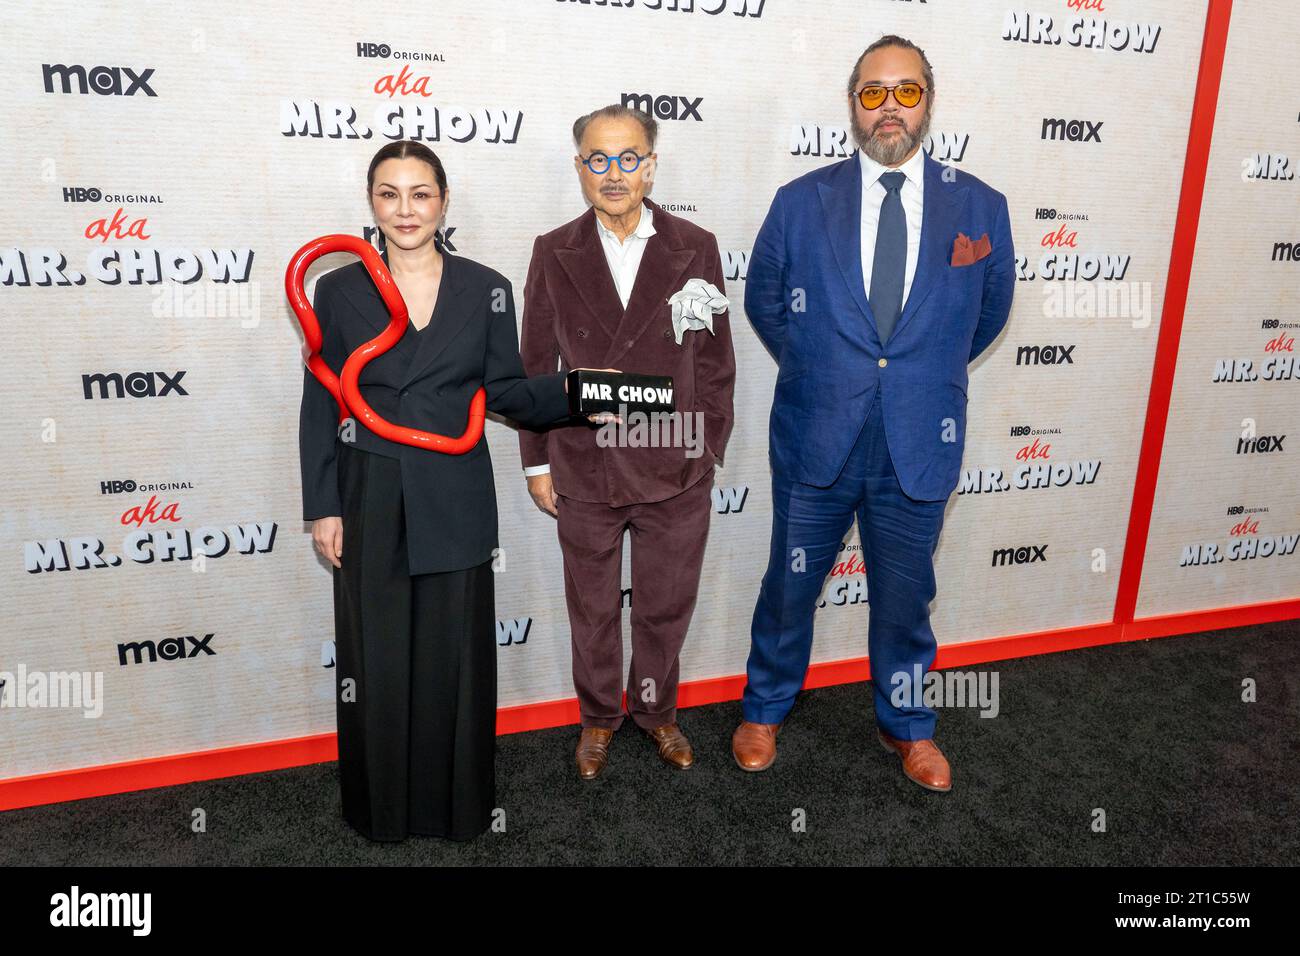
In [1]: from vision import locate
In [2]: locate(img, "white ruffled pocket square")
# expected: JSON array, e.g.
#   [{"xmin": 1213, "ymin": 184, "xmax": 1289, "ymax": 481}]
[{"xmin": 667, "ymin": 278, "xmax": 729, "ymax": 345}]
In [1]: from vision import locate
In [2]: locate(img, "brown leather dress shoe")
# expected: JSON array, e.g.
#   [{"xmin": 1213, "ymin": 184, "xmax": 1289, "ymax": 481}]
[
  {"xmin": 575, "ymin": 727, "xmax": 614, "ymax": 780},
  {"xmin": 877, "ymin": 728, "xmax": 952, "ymax": 792},
  {"xmin": 645, "ymin": 723, "xmax": 694, "ymax": 770},
  {"xmin": 732, "ymin": 721, "xmax": 780, "ymax": 772}
]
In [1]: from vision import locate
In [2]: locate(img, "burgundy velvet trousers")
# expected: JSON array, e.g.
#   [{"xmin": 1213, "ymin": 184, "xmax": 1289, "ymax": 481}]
[{"xmin": 555, "ymin": 467, "xmax": 714, "ymax": 731}]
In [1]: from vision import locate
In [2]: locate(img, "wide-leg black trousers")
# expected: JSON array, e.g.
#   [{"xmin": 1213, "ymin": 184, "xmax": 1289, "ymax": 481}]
[{"xmin": 331, "ymin": 441, "xmax": 496, "ymax": 842}]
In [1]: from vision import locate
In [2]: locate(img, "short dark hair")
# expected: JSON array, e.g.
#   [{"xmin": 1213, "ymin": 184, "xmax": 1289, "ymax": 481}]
[
  {"xmin": 365, "ymin": 139, "xmax": 448, "ymax": 196},
  {"xmin": 572, "ymin": 103, "xmax": 658, "ymax": 152},
  {"xmin": 846, "ymin": 34, "xmax": 935, "ymax": 97}
]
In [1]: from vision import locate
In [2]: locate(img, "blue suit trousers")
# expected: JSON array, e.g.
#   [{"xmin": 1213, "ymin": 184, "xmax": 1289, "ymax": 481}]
[{"xmin": 743, "ymin": 388, "xmax": 948, "ymax": 740}]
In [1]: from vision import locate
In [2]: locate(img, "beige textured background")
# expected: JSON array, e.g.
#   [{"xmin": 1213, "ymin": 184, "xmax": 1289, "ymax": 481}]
[
  {"xmin": 1137, "ymin": 0, "xmax": 1300, "ymax": 617},
  {"xmin": 1, "ymin": 0, "xmax": 1211, "ymax": 780}
]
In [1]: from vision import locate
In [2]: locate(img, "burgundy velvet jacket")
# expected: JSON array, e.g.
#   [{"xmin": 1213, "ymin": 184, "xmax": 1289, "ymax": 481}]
[{"xmin": 518, "ymin": 199, "xmax": 736, "ymax": 506}]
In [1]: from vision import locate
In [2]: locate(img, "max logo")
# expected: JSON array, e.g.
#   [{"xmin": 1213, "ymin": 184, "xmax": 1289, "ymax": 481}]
[
  {"xmin": 43, "ymin": 64, "xmax": 156, "ymax": 96},
  {"xmin": 1237, "ymin": 434, "xmax": 1285, "ymax": 454},
  {"xmin": 118, "ymin": 633, "xmax": 215, "ymax": 666},
  {"xmin": 1016, "ymin": 344, "xmax": 1076, "ymax": 365},
  {"xmin": 1041, "ymin": 118, "xmax": 1102, "ymax": 142},
  {"xmin": 621, "ymin": 92, "xmax": 703, "ymax": 121},
  {"xmin": 991, "ymin": 544, "xmax": 1048, "ymax": 566},
  {"xmin": 82, "ymin": 371, "xmax": 187, "ymax": 400}
]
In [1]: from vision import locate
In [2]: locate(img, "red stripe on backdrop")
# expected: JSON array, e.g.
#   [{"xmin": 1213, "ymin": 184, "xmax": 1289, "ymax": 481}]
[
  {"xmin": 0, "ymin": 734, "xmax": 338, "ymax": 813},
  {"xmin": 1113, "ymin": 0, "xmax": 1233, "ymax": 624},
  {"xmin": 1125, "ymin": 597, "xmax": 1300, "ymax": 641}
]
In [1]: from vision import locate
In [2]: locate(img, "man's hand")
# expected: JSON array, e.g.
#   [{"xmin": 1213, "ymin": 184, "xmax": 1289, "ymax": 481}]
[
  {"xmin": 527, "ymin": 473, "xmax": 559, "ymax": 517},
  {"xmin": 311, "ymin": 516, "xmax": 343, "ymax": 569}
]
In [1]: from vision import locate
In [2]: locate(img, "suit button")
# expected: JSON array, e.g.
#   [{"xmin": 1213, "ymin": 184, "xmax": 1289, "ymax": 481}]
[
  {"xmin": 577, "ymin": 328, "xmax": 588, "ymax": 338},
  {"xmin": 878, "ymin": 358, "xmax": 888, "ymax": 368},
  {"xmin": 400, "ymin": 388, "xmax": 409, "ymax": 396}
]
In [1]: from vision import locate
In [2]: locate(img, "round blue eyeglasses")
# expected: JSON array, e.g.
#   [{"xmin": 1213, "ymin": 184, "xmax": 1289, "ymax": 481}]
[{"xmin": 581, "ymin": 150, "xmax": 650, "ymax": 174}]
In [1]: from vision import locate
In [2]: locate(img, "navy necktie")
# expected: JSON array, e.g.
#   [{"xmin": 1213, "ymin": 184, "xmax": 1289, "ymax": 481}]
[{"xmin": 869, "ymin": 170, "xmax": 908, "ymax": 344}]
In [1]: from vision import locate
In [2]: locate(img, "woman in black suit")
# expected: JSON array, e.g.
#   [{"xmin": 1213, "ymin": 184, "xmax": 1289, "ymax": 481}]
[{"xmin": 298, "ymin": 140, "xmax": 572, "ymax": 842}]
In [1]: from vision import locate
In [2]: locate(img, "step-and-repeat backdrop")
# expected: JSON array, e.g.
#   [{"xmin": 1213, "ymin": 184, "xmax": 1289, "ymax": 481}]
[
  {"xmin": 7, "ymin": 0, "xmax": 1274, "ymax": 783},
  {"xmin": 1136, "ymin": 2, "xmax": 1300, "ymax": 617}
]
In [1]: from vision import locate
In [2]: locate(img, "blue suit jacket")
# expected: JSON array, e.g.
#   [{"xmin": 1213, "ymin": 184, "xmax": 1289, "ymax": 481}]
[{"xmin": 745, "ymin": 149, "xmax": 1015, "ymax": 501}]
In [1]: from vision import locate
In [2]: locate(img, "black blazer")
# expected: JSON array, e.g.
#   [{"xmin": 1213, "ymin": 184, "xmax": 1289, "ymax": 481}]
[{"xmin": 298, "ymin": 248, "xmax": 570, "ymax": 575}]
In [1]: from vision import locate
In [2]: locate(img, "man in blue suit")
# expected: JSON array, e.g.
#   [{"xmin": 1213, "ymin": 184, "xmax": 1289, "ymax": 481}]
[{"xmin": 732, "ymin": 35, "xmax": 1015, "ymax": 791}]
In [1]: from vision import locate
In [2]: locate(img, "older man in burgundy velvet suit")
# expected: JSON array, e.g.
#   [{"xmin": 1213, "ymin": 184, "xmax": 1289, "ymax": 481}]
[{"xmin": 519, "ymin": 105, "xmax": 735, "ymax": 779}]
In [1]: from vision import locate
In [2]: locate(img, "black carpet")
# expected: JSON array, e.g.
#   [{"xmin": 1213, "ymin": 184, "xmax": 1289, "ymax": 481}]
[{"xmin": 4, "ymin": 619, "xmax": 1296, "ymax": 866}]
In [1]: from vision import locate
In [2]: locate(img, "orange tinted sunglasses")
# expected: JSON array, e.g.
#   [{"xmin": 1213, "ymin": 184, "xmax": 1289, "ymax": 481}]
[{"xmin": 856, "ymin": 82, "xmax": 927, "ymax": 110}]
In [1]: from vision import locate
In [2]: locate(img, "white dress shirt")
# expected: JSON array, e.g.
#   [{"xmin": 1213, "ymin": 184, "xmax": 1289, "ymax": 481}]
[
  {"xmin": 524, "ymin": 203, "xmax": 656, "ymax": 477},
  {"xmin": 595, "ymin": 201, "xmax": 656, "ymax": 308},
  {"xmin": 858, "ymin": 145, "xmax": 925, "ymax": 311}
]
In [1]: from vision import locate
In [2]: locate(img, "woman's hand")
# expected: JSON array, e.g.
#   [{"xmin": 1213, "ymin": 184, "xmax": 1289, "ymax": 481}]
[
  {"xmin": 311, "ymin": 516, "xmax": 343, "ymax": 569},
  {"xmin": 526, "ymin": 474, "xmax": 559, "ymax": 517}
]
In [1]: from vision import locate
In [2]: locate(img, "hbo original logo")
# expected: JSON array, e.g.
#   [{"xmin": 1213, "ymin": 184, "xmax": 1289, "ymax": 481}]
[{"xmin": 63, "ymin": 187, "xmax": 104, "ymax": 203}]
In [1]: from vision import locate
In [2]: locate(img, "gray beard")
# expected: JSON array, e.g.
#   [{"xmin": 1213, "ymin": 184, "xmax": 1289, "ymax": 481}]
[{"xmin": 852, "ymin": 105, "xmax": 931, "ymax": 166}]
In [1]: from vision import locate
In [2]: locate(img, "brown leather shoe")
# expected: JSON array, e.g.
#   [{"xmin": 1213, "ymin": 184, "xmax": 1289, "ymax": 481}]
[
  {"xmin": 732, "ymin": 721, "xmax": 780, "ymax": 772},
  {"xmin": 877, "ymin": 728, "xmax": 952, "ymax": 792},
  {"xmin": 575, "ymin": 727, "xmax": 614, "ymax": 780},
  {"xmin": 645, "ymin": 723, "xmax": 694, "ymax": 770}
]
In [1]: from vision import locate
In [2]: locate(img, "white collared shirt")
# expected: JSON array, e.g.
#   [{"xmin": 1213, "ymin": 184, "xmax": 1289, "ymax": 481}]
[
  {"xmin": 858, "ymin": 145, "xmax": 925, "ymax": 310},
  {"xmin": 595, "ymin": 201, "xmax": 656, "ymax": 308},
  {"xmin": 524, "ymin": 203, "xmax": 657, "ymax": 477}
]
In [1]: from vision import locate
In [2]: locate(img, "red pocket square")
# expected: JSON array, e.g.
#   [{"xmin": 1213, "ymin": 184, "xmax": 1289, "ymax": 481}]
[{"xmin": 951, "ymin": 231, "xmax": 992, "ymax": 266}]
